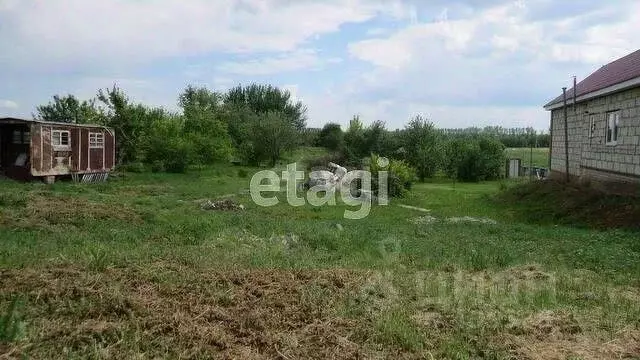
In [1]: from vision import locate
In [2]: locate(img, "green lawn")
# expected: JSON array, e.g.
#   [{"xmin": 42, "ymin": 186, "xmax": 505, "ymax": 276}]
[
  {"xmin": 1, "ymin": 165, "xmax": 638, "ymax": 359},
  {"xmin": 505, "ymin": 147, "xmax": 550, "ymax": 168}
]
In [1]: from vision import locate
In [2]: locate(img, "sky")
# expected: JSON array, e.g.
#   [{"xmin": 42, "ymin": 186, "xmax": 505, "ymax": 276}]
[{"xmin": 1, "ymin": 0, "xmax": 639, "ymax": 131}]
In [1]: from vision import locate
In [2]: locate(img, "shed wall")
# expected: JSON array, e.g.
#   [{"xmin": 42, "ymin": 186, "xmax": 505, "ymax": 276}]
[{"xmin": 30, "ymin": 124, "xmax": 115, "ymax": 177}]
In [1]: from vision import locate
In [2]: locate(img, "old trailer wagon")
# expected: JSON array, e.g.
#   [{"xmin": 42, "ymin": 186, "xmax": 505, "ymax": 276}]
[{"xmin": 0, "ymin": 118, "xmax": 115, "ymax": 183}]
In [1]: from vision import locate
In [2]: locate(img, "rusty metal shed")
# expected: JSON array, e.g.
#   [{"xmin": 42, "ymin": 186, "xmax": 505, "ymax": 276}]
[{"xmin": 0, "ymin": 117, "xmax": 115, "ymax": 183}]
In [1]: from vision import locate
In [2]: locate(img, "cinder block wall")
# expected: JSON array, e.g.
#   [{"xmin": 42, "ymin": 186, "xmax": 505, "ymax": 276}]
[{"xmin": 550, "ymin": 86, "xmax": 640, "ymax": 184}]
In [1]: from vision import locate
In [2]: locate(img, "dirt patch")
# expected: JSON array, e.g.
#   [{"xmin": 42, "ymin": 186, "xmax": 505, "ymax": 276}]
[
  {"xmin": 2, "ymin": 266, "xmax": 639, "ymax": 359},
  {"xmin": 515, "ymin": 310, "xmax": 581, "ymax": 340},
  {"xmin": 500, "ymin": 328, "xmax": 640, "ymax": 360},
  {"xmin": 503, "ymin": 264, "xmax": 552, "ymax": 281},
  {"xmin": 0, "ymin": 194, "xmax": 141, "ymax": 229},
  {"xmin": 499, "ymin": 311, "xmax": 640, "ymax": 360},
  {"xmin": 0, "ymin": 265, "xmax": 379, "ymax": 359}
]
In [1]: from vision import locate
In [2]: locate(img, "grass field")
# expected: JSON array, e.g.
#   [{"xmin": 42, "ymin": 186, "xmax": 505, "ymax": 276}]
[
  {"xmin": 1, "ymin": 161, "xmax": 639, "ymax": 359},
  {"xmin": 505, "ymin": 147, "xmax": 549, "ymax": 168}
]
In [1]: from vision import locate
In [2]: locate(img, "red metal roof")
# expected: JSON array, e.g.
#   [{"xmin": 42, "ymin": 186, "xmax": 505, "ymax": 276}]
[{"xmin": 545, "ymin": 49, "xmax": 640, "ymax": 107}]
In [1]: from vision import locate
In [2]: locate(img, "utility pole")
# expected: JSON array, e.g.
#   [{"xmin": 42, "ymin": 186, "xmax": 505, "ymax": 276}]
[{"xmin": 563, "ymin": 87, "xmax": 570, "ymax": 182}]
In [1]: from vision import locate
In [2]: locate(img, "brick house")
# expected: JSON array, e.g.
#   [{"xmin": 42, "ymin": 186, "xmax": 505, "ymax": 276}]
[{"xmin": 544, "ymin": 49, "xmax": 640, "ymax": 193}]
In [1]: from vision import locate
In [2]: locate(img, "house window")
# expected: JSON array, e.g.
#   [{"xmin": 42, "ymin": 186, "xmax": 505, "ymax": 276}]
[
  {"xmin": 52, "ymin": 130, "xmax": 71, "ymax": 150},
  {"xmin": 589, "ymin": 115, "xmax": 597, "ymax": 138},
  {"xmin": 606, "ymin": 111, "xmax": 620, "ymax": 145},
  {"xmin": 89, "ymin": 132, "xmax": 104, "ymax": 148}
]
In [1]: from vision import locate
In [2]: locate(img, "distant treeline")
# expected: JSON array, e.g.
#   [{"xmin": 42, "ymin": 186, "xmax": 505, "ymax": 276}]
[
  {"xmin": 438, "ymin": 126, "xmax": 550, "ymax": 148},
  {"xmin": 33, "ymin": 83, "xmax": 546, "ymax": 188}
]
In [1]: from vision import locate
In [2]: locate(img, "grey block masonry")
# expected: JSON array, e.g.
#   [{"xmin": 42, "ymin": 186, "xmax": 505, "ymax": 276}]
[{"xmin": 550, "ymin": 86, "xmax": 640, "ymax": 183}]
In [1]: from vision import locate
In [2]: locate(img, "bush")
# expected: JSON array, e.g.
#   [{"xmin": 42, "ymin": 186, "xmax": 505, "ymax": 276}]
[
  {"xmin": 442, "ymin": 137, "xmax": 505, "ymax": 182},
  {"xmin": 370, "ymin": 153, "xmax": 416, "ymax": 197}
]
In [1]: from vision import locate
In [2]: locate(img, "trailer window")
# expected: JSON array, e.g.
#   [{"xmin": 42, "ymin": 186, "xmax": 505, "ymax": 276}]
[
  {"xmin": 12, "ymin": 130, "xmax": 22, "ymax": 144},
  {"xmin": 52, "ymin": 130, "xmax": 71, "ymax": 150},
  {"xmin": 89, "ymin": 132, "xmax": 104, "ymax": 148},
  {"xmin": 12, "ymin": 129, "xmax": 30, "ymax": 144}
]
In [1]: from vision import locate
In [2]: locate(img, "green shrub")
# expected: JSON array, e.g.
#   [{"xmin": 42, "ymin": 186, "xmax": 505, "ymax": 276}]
[
  {"xmin": 442, "ymin": 137, "xmax": 505, "ymax": 182},
  {"xmin": 370, "ymin": 153, "xmax": 416, "ymax": 197},
  {"xmin": 237, "ymin": 169, "xmax": 249, "ymax": 178}
]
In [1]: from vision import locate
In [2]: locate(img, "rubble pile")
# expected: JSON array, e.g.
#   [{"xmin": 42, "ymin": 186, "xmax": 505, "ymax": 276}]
[{"xmin": 201, "ymin": 199, "xmax": 245, "ymax": 211}]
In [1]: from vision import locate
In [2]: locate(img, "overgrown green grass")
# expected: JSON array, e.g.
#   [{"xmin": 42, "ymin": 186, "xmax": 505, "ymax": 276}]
[{"xmin": 0, "ymin": 164, "xmax": 638, "ymax": 359}]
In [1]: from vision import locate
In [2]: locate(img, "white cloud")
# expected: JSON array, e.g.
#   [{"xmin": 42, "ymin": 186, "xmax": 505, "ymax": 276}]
[
  {"xmin": 0, "ymin": 0, "xmax": 407, "ymax": 70},
  {"xmin": 2, "ymin": 0, "xmax": 639, "ymax": 131},
  {"xmin": 217, "ymin": 49, "xmax": 321, "ymax": 76},
  {"xmin": 327, "ymin": 0, "xmax": 640, "ymax": 131},
  {"xmin": 0, "ymin": 99, "xmax": 18, "ymax": 109}
]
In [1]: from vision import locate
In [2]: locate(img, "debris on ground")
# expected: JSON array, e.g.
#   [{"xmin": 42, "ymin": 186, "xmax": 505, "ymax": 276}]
[
  {"xmin": 399, "ymin": 204, "xmax": 432, "ymax": 213},
  {"xmin": 410, "ymin": 215, "xmax": 497, "ymax": 225},
  {"xmin": 410, "ymin": 216, "xmax": 438, "ymax": 225},
  {"xmin": 270, "ymin": 233, "xmax": 299, "ymax": 250},
  {"xmin": 200, "ymin": 199, "xmax": 245, "ymax": 211},
  {"xmin": 446, "ymin": 216, "xmax": 498, "ymax": 225}
]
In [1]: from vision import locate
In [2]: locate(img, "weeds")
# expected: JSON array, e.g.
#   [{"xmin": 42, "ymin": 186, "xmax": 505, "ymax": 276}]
[
  {"xmin": 0, "ymin": 296, "xmax": 26, "ymax": 344},
  {"xmin": 87, "ymin": 247, "xmax": 112, "ymax": 271}
]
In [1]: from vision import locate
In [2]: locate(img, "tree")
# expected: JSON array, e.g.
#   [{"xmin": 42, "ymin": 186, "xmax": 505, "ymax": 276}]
[
  {"xmin": 316, "ymin": 123, "xmax": 344, "ymax": 151},
  {"xmin": 343, "ymin": 115, "xmax": 366, "ymax": 163},
  {"xmin": 178, "ymin": 86, "xmax": 233, "ymax": 164},
  {"xmin": 35, "ymin": 94, "xmax": 102, "ymax": 124},
  {"xmin": 248, "ymin": 111, "xmax": 297, "ymax": 167},
  {"xmin": 403, "ymin": 116, "xmax": 441, "ymax": 181},
  {"xmin": 363, "ymin": 120, "xmax": 386, "ymax": 156},
  {"xmin": 97, "ymin": 86, "xmax": 157, "ymax": 164},
  {"xmin": 224, "ymin": 84, "xmax": 307, "ymax": 131},
  {"xmin": 179, "ymin": 85, "xmax": 224, "ymax": 128},
  {"xmin": 142, "ymin": 114, "xmax": 192, "ymax": 173},
  {"xmin": 441, "ymin": 136, "xmax": 505, "ymax": 182}
]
